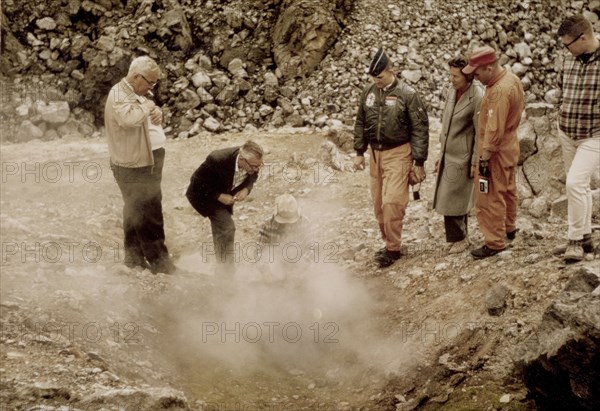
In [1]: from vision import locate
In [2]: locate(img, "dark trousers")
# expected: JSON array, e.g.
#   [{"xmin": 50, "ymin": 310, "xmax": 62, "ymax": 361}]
[
  {"xmin": 208, "ymin": 207, "xmax": 236, "ymax": 272},
  {"xmin": 444, "ymin": 214, "xmax": 468, "ymax": 243},
  {"xmin": 111, "ymin": 148, "xmax": 169, "ymax": 265}
]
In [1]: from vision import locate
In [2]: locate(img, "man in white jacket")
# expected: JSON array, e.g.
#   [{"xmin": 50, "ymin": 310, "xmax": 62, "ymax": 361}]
[{"xmin": 105, "ymin": 56, "xmax": 175, "ymax": 274}]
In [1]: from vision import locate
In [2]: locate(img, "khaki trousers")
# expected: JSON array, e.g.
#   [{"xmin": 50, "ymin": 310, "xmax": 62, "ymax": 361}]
[
  {"xmin": 474, "ymin": 156, "xmax": 518, "ymax": 250},
  {"xmin": 369, "ymin": 144, "xmax": 412, "ymax": 252}
]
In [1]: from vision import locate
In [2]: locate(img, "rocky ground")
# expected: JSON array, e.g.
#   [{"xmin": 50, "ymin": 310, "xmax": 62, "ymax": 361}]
[
  {"xmin": 2, "ymin": 0, "xmax": 600, "ymax": 410},
  {"xmin": 1, "ymin": 124, "xmax": 599, "ymax": 410}
]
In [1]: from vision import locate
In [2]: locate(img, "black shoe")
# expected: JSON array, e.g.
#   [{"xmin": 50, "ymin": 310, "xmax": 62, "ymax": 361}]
[
  {"xmin": 375, "ymin": 249, "xmax": 402, "ymax": 268},
  {"xmin": 124, "ymin": 253, "xmax": 150, "ymax": 270},
  {"xmin": 150, "ymin": 258, "xmax": 177, "ymax": 275},
  {"xmin": 506, "ymin": 228, "xmax": 520, "ymax": 240},
  {"xmin": 471, "ymin": 245, "xmax": 505, "ymax": 260},
  {"xmin": 374, "ymin": 247, "xmax": 387, "ymax": 257}
]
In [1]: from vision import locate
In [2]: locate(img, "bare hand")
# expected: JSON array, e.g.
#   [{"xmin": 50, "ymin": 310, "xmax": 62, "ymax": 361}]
[
  {"xmin": 470, "ymin": 164, "xmax": 476, "ymax": 178},
  {"xmin": 412, "ymin": 165, "xmax": 426, "ymax": 183},
  {"xmin": 218, "ymin": 194, "xmax": 236, "ymax": 205},
  {"xmin": 353, "ymin": 156, "xmax": 365, "ymax": 171},
  {"xmin": 233, "ymin": 188, "xmax": 249, "ymax": 202},
  {"xmin": 149, "ymin": 107, "xmax": 163, "ymax": 126}
]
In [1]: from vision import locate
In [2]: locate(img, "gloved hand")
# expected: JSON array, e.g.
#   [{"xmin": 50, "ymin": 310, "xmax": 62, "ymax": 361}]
[{"xmin": 478, "ymin": 159, "xmax": 491, "ymax": 179}]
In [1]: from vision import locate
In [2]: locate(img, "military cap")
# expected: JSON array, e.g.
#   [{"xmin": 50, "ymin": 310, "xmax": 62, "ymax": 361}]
[{"xmin": 368, "ymin": 47, "xmax": 390, "ymax": 76}]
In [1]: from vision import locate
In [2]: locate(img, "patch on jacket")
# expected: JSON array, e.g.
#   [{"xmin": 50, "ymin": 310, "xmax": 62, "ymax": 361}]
[
  {"xmin": 366, "ymin": 93, "xmax": 375, "ymax": 107},
  {"xmin": 385, "ymin": 96, "xmax": 397, "ymax": 106}
]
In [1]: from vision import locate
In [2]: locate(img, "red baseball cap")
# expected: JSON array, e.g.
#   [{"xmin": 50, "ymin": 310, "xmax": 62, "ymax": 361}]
[{"xmin": 462, "ymin": 46, "xmax": 498, "ymax": 74}]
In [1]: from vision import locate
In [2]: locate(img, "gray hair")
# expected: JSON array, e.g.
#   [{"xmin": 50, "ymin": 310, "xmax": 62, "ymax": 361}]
[
  {"xmin": 240, "ymin": 140, "xmax": 264, "ymax": 160},
  {"xmin": 128, "ymin": 56, "xmax": 160, "ymax": 76}
]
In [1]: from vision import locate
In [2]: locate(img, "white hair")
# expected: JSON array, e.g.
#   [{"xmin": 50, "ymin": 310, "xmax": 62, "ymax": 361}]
[{"xmin": 128, "ymin": 56, "xmax": 160, "ymax": 76}]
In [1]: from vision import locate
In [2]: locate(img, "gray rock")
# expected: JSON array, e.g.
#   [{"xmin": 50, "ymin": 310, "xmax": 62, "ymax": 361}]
[
  {"xmin": 259, "ymin": 104, "xmax": 274, "ymax": 117},
  {"xmin": 18, "ymin": 381, "xmax": 70, "ymax": 399},
  {"xmin": 216, "ymin": 84, "xmax": 239, "ymax": 106},
  {"xmin": 518, "ymin": 121, "xmax": 537, "ymax": 165},
  {"xmin": 401, "ymin": 69, "xmax": 422, "ymax": 83},
  {"xmin": 511, "ymin": 63, "xmax": 528, "ymax": 77},
  {"xmin": 264, "ymin": 72, "xmax": 278, "ymax": 88},
  {"xmin": 228, "ymin": 58, "xmax": 247, "ymax": 78},
  {"xmin": 96, "ymin": 35, "xmax": 115, "ymax": 52},
  {"xmin": 37, "ymin": 101, "xmax": 71, "ymax": 124},
  {"xmin": 287, "ymin": 113, "xmax": 305, "ymax": 127},
  {"xmin": 514, "ymin": 42, "xmax": 532, "ymax": 60},
  {"xmin": 162, "ymin": 7, "xmax": 193, "ymax": 52},
  {"xmin": 525, "ymin": 103, "xmax": 554, "ymax": 118},
  {"xmin": 529, "ymin": 197, "xmax": 549, "ymax": 218},
  {"xmin": 523, "ymin": 153, "xmax": 551, "ymax": 195},
  {"xmin": 486, "ymin": 284, "xmax": 508, "ymax": 316},
  {"xmin": 176, "ymin": 89, "xmax": 201, "ymax": 111},
  {"xmin": 191, "ymin": 70, "xmax": 211, "ymax": 88},
  {"xmin": 544, "ymin": 89, "xmax": 561, "ymax": 105},
  {"xmin": 203, "ymin": 117, "xmax": 221, "ymax": 132},
  {"xmin": 36, "ymin": 17, "xmax": 57, "ymax": 30},
  {"xmin": 15, "ymin": 120, "xmax": 44, "ymax": 142},
  {"xmin": 319, "ymin": 140, "xmax": 345, "ymax": 171}
]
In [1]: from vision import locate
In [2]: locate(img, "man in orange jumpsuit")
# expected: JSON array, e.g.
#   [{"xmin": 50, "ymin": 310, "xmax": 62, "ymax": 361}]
[{"xmin": 462, "ymin": 46, "xmax": 524, "ymax": 259}]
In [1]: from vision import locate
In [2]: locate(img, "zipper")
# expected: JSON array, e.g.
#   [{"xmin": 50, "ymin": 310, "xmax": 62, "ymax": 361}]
[{"xmin": 376, "ymin": 87, "xmax": 383, "ymax": 145}]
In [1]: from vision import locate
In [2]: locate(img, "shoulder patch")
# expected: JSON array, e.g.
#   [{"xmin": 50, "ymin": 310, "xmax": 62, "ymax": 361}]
[{"xmin": 366, "ymin": 93, "xmax": 375, "ymax": 107}]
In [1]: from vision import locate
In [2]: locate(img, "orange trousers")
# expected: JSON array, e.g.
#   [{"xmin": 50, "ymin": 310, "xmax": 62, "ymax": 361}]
[
  {"xmin": 369, "ymin": 144, "xmax": 412, "ymax": 252},
  {"xmin": 474, "ymin": 156, "xmax": 518, "ymax": 250}
]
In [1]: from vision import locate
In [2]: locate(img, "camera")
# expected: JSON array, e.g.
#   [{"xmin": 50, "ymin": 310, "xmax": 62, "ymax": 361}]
[{"xmin": 479, "ymin": 177, "xmax": 489, "ymax": 193}]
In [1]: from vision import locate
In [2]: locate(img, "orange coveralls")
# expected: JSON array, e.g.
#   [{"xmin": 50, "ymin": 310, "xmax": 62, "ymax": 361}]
[{"xmin": 475, "ymin": 69, "xmax": 524, "ymax": 250}]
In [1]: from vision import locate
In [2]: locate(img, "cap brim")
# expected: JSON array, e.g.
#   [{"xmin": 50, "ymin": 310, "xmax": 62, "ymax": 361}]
[
  {"xmin": 274, "ymin": 214, "xmax": 300, "ymax": 224},
  {"xmin": 462, "ymin": 65, "xmax": 477, "ymax": 75}
]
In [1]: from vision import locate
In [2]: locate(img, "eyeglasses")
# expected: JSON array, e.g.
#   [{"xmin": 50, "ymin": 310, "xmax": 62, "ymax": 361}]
[
  {"xmin": 139, "ymin": 73, "xmax": 158, "ymax": 88},
  {"xmin": 563, "ymin": 32, "xmax": 583, "ymax": 49},
  {"xmin": 243, "ymin": 157, "xmax": 263, "ymax": 170}
]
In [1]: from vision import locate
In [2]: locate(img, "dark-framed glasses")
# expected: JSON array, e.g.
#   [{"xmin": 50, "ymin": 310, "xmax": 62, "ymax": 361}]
[
  {"xmin": 243, "ymin": 157, "xmax": 263, "ymax": 170},
  {"xmin": 563, "ymin": 32, "xmax": 583, "ymax": 49},
  {"xmin": 139, "ymin": 73, "xmax": 158, "ymax": 88}
]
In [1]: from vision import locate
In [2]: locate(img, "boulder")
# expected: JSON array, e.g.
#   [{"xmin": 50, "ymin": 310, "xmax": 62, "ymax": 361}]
[
  {"xmin": 37, "ymin": 101, "xmax": 71, "ymax": 124},
  {"xmin": 517, "ymin": 120, "xmax": 537, "ymax": 165},
  {"xmin": 272, "ymin": 0, "xmax": 342, "ymax": 79},
  {"xmin": 517, "ymin": 266, "xmax": 600, "ymax": 411},
  {"xmin": 15, "ymin": 120, "xmax": 44, "ymax": 142}
]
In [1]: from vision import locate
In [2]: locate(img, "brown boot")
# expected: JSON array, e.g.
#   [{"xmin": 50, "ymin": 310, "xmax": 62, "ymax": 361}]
[
  {"xmin": 564, "ymin": 240, "xmax": 585, "ymax": 262},
  {"xmin": 553, "ymin": 234, "xmax": 593, "ymax": 255}
]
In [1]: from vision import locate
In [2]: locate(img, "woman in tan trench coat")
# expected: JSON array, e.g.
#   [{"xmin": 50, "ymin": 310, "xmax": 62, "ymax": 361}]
[{"xmin": 433, "ymin": 56, "xmax": 484, "ymax": 254}]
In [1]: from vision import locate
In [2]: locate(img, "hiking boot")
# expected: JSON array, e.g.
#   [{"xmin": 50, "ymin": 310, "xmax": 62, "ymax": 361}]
[
  {"xmin": 447, "ymin": 238, "xmax": 470, "ymax": 255},
  {"xmin": 506, "ymin": 228, "xmax": 520, "ymax": 241},
  {"xmin": 375, "ymin": 249, "xmax": 402, "ymax": 268},
  {"xmin": 564, "ymin": 240, "xmax": 584, "ymax": 263},
  {"xmin": 552, "ymin": 234, "xmax": 594, "ymax": 256},
  {"xmin": 471, "ymin": 245, "xmax": 504, "ymax": 260}
]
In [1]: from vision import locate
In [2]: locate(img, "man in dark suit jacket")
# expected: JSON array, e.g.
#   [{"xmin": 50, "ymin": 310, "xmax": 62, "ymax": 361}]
[{"xmin": 186, "ymin": 140, "xmax": 264, "ymax": 272}]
